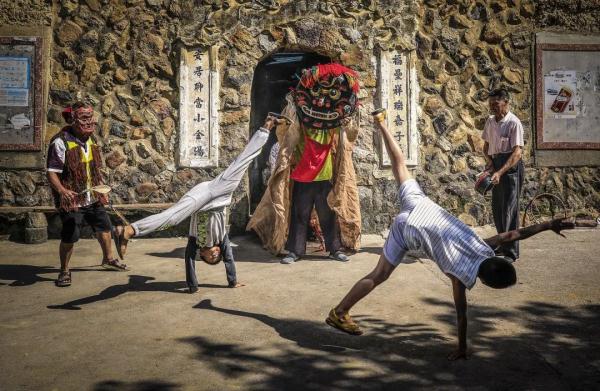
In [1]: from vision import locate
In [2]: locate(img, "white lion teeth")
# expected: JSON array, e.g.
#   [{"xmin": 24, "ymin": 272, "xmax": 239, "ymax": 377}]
[{"xmin": 301, "ymin": 105, "xmax": 339, "ymax": 120}]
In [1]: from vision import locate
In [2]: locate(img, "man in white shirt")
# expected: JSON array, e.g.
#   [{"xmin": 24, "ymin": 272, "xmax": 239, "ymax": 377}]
[
  {"xmin": 325, "ymin": 109, "xmax": 572, "ymax": 361},
  {"xmin": 482, "ymin": 88, "xmax": 525, "ymax": 261}
]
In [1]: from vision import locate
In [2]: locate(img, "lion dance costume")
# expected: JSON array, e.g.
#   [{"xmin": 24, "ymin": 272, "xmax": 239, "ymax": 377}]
[{"xmin": 247, "ymin": 63, "xmax": 361, "ymax": 257}]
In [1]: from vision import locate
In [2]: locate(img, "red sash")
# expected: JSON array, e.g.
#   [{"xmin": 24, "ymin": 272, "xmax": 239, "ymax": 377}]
[{"xmin": 290, "ymin": 135, "xmax": 333, "ymax": 182}]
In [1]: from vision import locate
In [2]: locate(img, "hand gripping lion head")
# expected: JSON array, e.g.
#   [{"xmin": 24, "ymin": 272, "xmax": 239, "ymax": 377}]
[{"xmin": 293, "ymin": 63, "xmax": 359, "ymax": 129}]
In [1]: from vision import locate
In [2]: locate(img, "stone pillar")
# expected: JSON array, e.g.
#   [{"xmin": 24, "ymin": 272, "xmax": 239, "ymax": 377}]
[{"xmin": 24, "ymin": 212, "xmax": 48, "ymax": 244}]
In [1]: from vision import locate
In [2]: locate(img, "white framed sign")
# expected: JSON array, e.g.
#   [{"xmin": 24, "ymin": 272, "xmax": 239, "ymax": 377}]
[
  {"xmin": 374, "ymin": 49, "xmax": 418, "ymax": 167},
  {"xmin": 178, "ymin": 46, "xmax": 220, "ymax": 167}
]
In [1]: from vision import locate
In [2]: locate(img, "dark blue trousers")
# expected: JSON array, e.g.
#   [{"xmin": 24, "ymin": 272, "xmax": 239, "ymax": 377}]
[
  {"xmin": 184, "ymin": 234, "xmax": 237, "ymax": 289},
  {"xmin": 491, "ymin": 154, "xmax": 524, "ymax": 260}
]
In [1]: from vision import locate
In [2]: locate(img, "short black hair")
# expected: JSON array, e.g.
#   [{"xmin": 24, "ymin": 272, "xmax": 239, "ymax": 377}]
[
  {"xmin": 478, "ymin": 256, "xmax": 516, "ymax": 289},
  {"xmin": 488, "ymin": 88, "xmax": 510, "ymax": 102}
]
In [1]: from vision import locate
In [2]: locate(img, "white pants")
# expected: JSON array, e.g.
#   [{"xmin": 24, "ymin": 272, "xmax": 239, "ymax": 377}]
[{"xmin": 131, "ymin": 129, "xmax": 269, "ymax": 237}]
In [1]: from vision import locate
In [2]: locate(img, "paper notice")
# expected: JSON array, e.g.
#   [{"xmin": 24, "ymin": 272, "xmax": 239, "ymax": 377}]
[{"xmin": 9, "ymin": 113, "xmax": 31, "ymax": 129}]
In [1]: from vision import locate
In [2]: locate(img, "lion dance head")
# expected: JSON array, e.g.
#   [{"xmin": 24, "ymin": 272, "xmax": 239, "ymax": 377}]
[{"xmin": 293, "ymin": 63, "xmax": 359, "ymax": 129}]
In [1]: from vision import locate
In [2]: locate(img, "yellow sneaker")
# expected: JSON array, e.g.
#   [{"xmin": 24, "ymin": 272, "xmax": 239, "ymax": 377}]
[{"xmin": 325, "ymin": 308, "xmax": 363, "ymax": 335}]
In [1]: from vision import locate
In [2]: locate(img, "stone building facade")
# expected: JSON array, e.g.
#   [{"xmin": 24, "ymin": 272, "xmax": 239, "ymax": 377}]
[{"xmin": 0, "ymin": 0, "xmax": 598, "ymax": 240}]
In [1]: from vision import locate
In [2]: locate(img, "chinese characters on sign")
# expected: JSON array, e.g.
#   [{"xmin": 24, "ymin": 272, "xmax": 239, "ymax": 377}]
[
  {"xmin": 377, "ymin": 50, "xmax": 415, "ymax": 166},
  {"xmin": 178, "ymin": 47, "xmax": 219, "ymax": 167},
  {"xmin": 0, "ymin": 57, "xmax": 29, "ymax": 106}
]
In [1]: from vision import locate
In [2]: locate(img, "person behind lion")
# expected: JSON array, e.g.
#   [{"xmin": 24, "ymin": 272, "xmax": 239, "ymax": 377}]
[{"xmin": 247, "ymin": 63, "xmax": 362, "ymax": 265}]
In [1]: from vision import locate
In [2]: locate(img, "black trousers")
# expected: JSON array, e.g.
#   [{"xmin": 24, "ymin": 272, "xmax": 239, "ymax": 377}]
[
  {"xmin": 285, "ymin": 180, "xmax": 341, "ymax": 256},
  {"xmin": 491, "ymin": 154, "xmax": 524, "ymax": 260},
  {"xmin": 59, "ymin": 202, "xmax": 112, "ymax": 243},
  {"xmin": 184, "ymin": 235, "xmax": 237, "ymax": 289}
]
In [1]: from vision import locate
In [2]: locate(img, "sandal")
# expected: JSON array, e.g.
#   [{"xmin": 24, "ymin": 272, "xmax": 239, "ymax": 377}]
[
  {"xmin": 326, "ymin": 308, "xmax": 363, "ymax": 335},
  {"xmin": 102, "ymin": 258, "xmax": 129, "ymax": 271},
  {"xmin": 112, "ymin": 225, "xmax": 129, "ymax": 260},
  {"xmin": 55, "ymin": 270, "xmax": 71, "ymax": 287}
]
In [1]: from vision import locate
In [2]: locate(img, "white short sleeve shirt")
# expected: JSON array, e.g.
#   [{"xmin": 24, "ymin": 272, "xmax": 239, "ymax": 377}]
[{"xmin": 481, "ymin": 111, "xmax": 524, "ymax": 155}]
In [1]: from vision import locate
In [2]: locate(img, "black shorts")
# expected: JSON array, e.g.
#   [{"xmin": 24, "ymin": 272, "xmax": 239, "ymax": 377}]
[{"xmin": 60, "ymin": 202, "xmax": 112, "ymax": 243}]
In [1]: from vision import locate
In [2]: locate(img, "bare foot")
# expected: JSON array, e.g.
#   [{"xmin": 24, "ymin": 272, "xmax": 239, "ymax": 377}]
[
  {"xmin": 230, "ymin": 282, "xmax": 246, "ymax": 288},
  {"xmin": 123, "ymin": 225, "xmax": 135, "ymax": 240},
  {"xmin": 112, "ymin": 225, "xmax": 131, "ymax": 260}
]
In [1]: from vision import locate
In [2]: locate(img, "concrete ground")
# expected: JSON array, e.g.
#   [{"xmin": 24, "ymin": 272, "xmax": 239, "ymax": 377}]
[{"xmin": 1, "ymin": 227, "xmax": 599, "ymax": 391}]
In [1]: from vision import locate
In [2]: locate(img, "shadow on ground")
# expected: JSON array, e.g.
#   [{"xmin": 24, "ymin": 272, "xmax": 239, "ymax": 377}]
[
  {"xmin": 0, "ymin": 264, "xmax": 112, "ymax": 286},
  {"xmin": 184, "ymin": 299, "xmax": 600, "ymax": 390},
  {"xmin": 46, "ymin": 275, "xmax": 189, "ymax": 310},
  {"xmin": 93, "ymin": 380, "xmax": 181, "ymax": 391}
]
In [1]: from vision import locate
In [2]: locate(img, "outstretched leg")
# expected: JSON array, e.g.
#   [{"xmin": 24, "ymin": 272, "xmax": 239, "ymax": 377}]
[
  {"xmin": 327, "ymin": 255, "xmax": 396, "ymax": 335},
  {"xmin": 114, "ymin": 195, "xmax": 198, "ymax": 259}
]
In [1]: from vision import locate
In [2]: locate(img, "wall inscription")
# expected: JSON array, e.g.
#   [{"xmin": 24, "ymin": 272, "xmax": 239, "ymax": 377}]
[
  {"xmin": 375, "ymin": 50, "xmax": 418, "ymax": 167},
  {"xmin": 178, "ymin": 46, "xmax": 220, "ymax": 167}
]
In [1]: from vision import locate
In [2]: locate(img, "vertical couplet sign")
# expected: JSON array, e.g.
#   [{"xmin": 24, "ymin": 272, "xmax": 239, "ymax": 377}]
[
  {"xmin": 178, "ymin": 46, "xmax": 220, "ymax": 167},
  {"xmin": 376, "ymin": 50, "xmax": 417, "ymax": 167}
]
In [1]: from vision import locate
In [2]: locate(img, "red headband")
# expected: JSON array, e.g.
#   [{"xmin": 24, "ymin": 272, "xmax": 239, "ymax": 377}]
[
  {"xmin": 73, "ymin": 106, "xmax": 93, "ymax": 117},
  {"xmin": 61, "ymin": 107, "xmax": 73, "ymax": 122}
]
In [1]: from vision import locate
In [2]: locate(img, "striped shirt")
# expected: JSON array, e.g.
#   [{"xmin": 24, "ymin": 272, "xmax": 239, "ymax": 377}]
[{"xmin": 383, "ymin": 180, "xmax": 495, "ymax": 289}]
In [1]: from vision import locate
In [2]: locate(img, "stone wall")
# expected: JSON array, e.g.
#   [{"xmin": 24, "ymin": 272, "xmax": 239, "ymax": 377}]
[
  {"xmin": 0, "ymin": 0, "xmax": 421, "ymax": 236},
  {"xmin": 414, "ymin": 0, "xmax": 600, "ymax": 226},
  {"xmin": 0, "ymin": 0, "xmax": 598, "ymax": 240}
]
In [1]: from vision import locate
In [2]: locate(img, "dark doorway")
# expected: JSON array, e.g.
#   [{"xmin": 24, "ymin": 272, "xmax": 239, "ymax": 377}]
[{"xmin": 249, "ymin": 52, "xmax": 331, "ymax": 213}]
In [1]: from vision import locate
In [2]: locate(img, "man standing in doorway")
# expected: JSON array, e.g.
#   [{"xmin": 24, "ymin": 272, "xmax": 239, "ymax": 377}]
[{"xmin": 482, "ymin": 88, "xmax": 525, "ymax": 261}]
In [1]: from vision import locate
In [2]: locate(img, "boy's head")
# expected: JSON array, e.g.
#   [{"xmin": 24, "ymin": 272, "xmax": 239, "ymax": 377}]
[
  {"xmin": 199, "ymin": 245, "xmax": 221, "ymax": 265},
  {"xmin": 478, "ymin": 256, "xmax": 516, "ymax": 289}
]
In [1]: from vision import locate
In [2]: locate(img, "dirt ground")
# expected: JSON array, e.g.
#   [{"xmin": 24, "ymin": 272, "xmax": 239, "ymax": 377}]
[{"xmin": 1, "ymin": 227, "xmax": 599, "ymax": 390}]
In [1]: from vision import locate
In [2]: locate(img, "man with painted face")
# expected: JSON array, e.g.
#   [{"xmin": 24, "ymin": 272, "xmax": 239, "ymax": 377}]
[
  {"xmin": 248, "ymin": 63, "xmax": 362, "ymax": 264},
  {"xmin": 47, "ymin": 101, "xmax": 126, "ymax": 287}
]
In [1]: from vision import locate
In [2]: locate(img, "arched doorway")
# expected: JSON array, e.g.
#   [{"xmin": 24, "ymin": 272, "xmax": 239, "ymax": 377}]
[{"xmin": 248, "ymin": 51, "xmax": 331, "ymax": 213}]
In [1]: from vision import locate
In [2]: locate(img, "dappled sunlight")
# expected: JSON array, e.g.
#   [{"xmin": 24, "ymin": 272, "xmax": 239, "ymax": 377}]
[{"xmin": 182, "ymin": 298, "xmax": 600, "ymax": 390}]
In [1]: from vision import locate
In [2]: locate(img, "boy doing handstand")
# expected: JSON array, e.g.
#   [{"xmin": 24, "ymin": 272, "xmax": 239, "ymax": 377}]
[
  {"xmin": 326, "ymin": 110, "xmax": 573, "ymax": 360},
  {"xmin": 113, "ymin": 116, "xmax": 280, "ymax": 292}
]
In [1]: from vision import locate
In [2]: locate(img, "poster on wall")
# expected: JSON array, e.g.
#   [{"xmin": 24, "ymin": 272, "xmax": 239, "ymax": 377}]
[
  {"xmin": 0, "ymin": 37, "xmax": 43, "ymax": 151},
  {"xmin": 0, "ymin": 57, "xmax": 30, "ymax": 106},
  {"xmin": 543, "ymin": 70, "xmax": 577, "ymax": 119},
  {"xmin": 535, "ymin": 39, "xmax": 600, "ymax": 150}
]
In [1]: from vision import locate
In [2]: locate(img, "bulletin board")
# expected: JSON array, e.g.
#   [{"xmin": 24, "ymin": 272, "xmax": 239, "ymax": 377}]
[
  {"xmin": 535, "ymin": 42, "xmax": 600, "ymax": 149},
  {"xmin": 0, "ymin": 36, "xmax": 43, "ymax": 151}
]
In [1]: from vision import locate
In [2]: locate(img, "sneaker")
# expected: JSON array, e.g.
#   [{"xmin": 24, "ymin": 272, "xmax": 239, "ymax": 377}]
[
  {"xmin": 329, "ymin": 251, "xmax": 349, "ymax": 262},
  {"xmin": 281, "ymin": 252, "xmax": 299, "ymax": 264},
  {"xmin": 325, "ymin": 308, "xmax": 363, "ymax": 335},
  {"xmin": 188, "ymin": 286, "xmax": 199, "ymax": 294}
]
